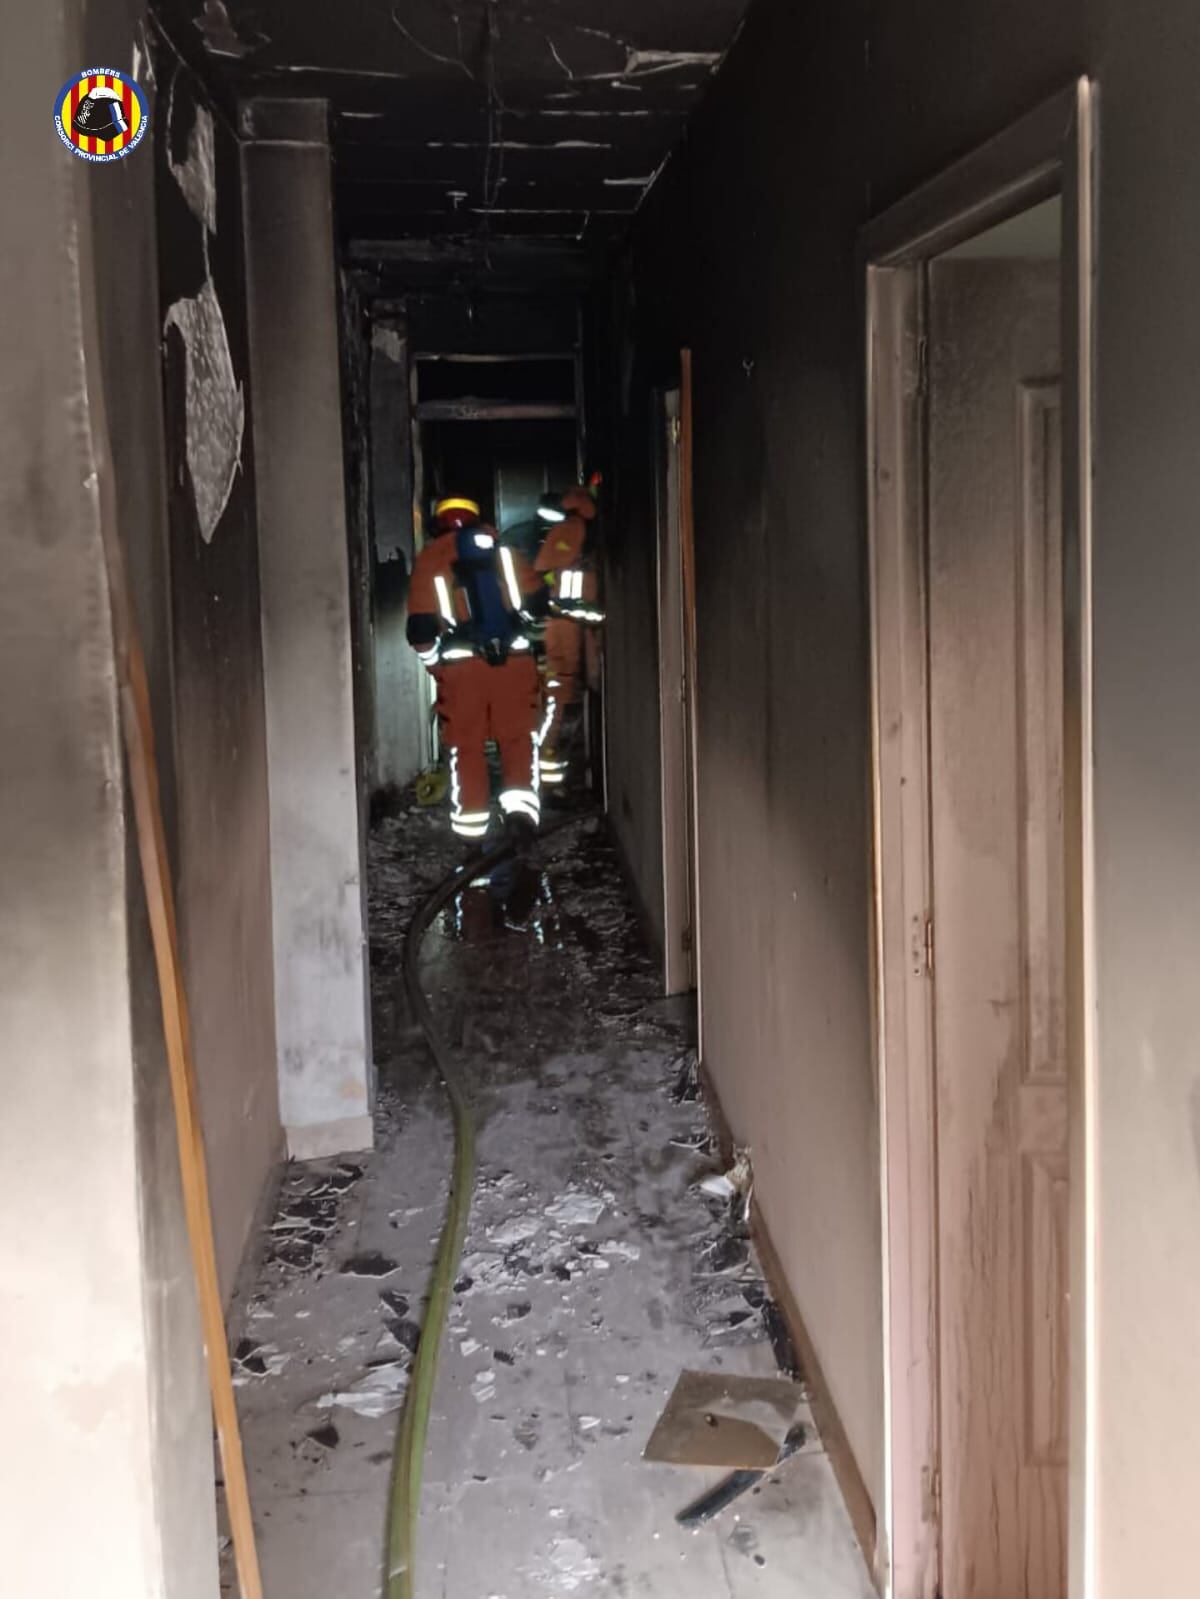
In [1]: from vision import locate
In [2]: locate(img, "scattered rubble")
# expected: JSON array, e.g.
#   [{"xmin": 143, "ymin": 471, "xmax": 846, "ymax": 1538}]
[{"xmin": 215, "ymin": 801, "xmax": 862, "ymax": 1598}]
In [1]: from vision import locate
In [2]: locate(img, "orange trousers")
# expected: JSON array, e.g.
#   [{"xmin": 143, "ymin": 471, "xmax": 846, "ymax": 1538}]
[
  {"xmin": 436, "ymin": 654, "xmax": 541, "ymax": 838},
  {"xmin": 539, "ymin": 619, "xmax": 584, "ymax": 785}
]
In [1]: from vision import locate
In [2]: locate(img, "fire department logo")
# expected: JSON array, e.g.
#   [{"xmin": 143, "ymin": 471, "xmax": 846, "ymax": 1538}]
[{"xmin": 55, "ymin": 69, "xmax": 147, "ymax": 163}]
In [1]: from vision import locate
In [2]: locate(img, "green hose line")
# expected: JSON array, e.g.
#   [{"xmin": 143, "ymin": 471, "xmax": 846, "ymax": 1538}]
[
  {"xmin": 385, "ymin": 813, "xmax": 591, "ymax": 1599},
  {"xmin": 387, "ymin": 836, "xmax": 509, "ymax": 1599}
]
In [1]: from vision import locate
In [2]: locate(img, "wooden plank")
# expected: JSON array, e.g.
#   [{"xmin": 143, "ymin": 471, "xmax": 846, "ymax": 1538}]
[
  {"xmin": 411, "ymin": 350, "xmax": 576, "ymax": 364},
  {"xmin": 95, "ymin": 447, "xmax": 263, "ymax": 1599},
  {"xmin": 414, "ymin": 399, "xmax": 576, "ymax": 421}
]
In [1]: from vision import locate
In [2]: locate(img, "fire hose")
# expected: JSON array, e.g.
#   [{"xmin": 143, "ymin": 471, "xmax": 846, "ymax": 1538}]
[{"xmin": 386, "ymin": 814, "xmax": 587, "ymax": 1599}]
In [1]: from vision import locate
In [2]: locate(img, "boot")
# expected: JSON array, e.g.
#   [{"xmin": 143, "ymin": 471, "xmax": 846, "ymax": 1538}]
[{"xmin": 503, "ymin": 811, "xmax": 538, "ymax": 851}]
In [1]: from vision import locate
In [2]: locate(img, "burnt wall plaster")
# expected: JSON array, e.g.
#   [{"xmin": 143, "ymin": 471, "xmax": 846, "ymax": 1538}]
[
  {"xmin": 3, "ymin": 2, "xmax": 217, "ymax": 1593},
  {"xmin": 154, "ymin": 30, "xmax": 282, "ymax": 1297}
]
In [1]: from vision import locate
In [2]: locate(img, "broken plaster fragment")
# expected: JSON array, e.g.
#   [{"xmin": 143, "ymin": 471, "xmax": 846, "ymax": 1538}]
[
  {"xmin": 545, "ymin": 1189, "xmax": 607, "ymax": 1227},
  {"xmin": 316, "ymin": 1362, "xmax": 408, "ymax": 1419},
  {"xmin": 164, "ymin": 279, "xmax": 244, "ymax": 545}
]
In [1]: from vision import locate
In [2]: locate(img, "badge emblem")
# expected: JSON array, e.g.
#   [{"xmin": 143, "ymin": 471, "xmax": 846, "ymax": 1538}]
[{"xmin": 55, "ymin": 68, "xmax": 147, "ymax": 163}]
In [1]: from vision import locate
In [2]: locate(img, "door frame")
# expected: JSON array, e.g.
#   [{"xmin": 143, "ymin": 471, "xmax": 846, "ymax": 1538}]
[
  {"xmin": 861, "ymin": 81, "xmax": 1097, "ymax": 1599},
  {"xmin": 654, "ymin": 386, "xmax": 698, "ymax": 997}
]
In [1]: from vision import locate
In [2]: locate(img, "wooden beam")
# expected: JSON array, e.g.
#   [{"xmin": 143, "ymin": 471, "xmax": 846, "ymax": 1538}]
[
  {"xmin": 415, "ymin": 399, "xmax": 576, "ymax": 422},
  {"xmin": 412, "ymin": 350, "xmax": 576, "ymax": 364}
]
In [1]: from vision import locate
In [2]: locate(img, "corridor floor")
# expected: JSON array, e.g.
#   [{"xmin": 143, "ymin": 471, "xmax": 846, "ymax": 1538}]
[{"xmin": 221, "ymin": 804, "xmax": 875, "ymax": 1599}]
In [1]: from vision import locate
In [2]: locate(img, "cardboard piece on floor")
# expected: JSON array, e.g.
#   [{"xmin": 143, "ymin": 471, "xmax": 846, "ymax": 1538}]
[{"xmin": 642, "ymin": 1370, "xmax": 806, "ymax": 1469}]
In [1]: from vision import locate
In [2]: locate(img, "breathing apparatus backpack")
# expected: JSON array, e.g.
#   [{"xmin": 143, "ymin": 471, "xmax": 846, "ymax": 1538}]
[{"xmin": 450, "ymin": 526, "xmax": 521, "ymax": 665}]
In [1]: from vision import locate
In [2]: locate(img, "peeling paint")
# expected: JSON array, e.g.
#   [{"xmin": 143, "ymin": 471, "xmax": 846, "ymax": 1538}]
[
  {"xmin": 623, "ymin": 48, "xmax": 722, "ymax": 75},
  {"xmin": 164, "ymin": 280, "xmax": 245, "ymax": 544},
  {"xmin": 195, "ymin": 0, "xmax": 263, "ymax": 59},
  {"xmin": 371, "ymin": 325, "xmax": 405, "ymax": 364},
  {"xmin": 168, "ymin": 89, "xmax": 217, "ymax": 235}
]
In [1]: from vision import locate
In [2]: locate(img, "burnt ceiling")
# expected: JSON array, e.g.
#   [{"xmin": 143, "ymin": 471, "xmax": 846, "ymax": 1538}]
[{"xmin": 157, "ymin": 0, "xmax": 750, "ymax": 281}]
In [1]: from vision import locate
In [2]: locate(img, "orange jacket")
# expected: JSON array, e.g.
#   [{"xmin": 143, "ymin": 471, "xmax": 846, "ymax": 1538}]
[
  {"xmin": 408, "ymin": 524, "xmax": 544, "ymax": 665},
  {"xmin": 535, "ymin": 490, "xmax": 602, "ymax": 619}
]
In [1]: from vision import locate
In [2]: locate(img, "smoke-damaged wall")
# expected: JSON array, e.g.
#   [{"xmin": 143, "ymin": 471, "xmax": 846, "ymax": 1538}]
[
  {"xmin": 339, "ymin": 271, "xmax": 378, "ymax": 813},
  {"xmin": 597, "ymin": 263, "xmax": 666, "ymax": 954},
  {"xmin": 614, "ymin": 0, "xmax": 1200, "ymax": 1582},
  {"xmin": 3, "ymin": 3, "xmax": 216, "ymax": 1592},
  {"xmin": 367, "ymin": 312, "xmax": 428, "ymax": 793},
  {"xmin": 614, "ymin": 0, "xmax": 884, "ymax": 1516},
  {"xmin": 153, "ymin": 33, "xmax": 281, "ymax": 1295}
]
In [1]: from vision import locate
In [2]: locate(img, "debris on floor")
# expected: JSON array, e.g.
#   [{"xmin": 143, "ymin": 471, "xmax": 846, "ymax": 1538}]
[
  {"xmin": 676, "ymin": 1422, "xmax": 812, "ymax": 1530},
  {"xmin": 217, "ymin": 796, "xmax": 875, "ymax": 1598},
  {"xmin": 643, "ymin": 1370, "xmax": 808, "ymax": 1469}
]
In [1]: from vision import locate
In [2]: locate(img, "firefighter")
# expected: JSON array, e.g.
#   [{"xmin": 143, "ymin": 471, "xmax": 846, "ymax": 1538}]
[
  {"xmin": 407, "ymin": 496, "xmax": 549, "ymax": 843},
  {"xmin": 534, "ymin": 480, "xmax": 604, "ymax": 790}
]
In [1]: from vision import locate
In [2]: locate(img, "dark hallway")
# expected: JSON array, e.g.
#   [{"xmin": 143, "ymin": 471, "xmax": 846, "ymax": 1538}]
[{"xmin": 11, "ymin": 2, "xmax": 1200, "ymax": 1599}]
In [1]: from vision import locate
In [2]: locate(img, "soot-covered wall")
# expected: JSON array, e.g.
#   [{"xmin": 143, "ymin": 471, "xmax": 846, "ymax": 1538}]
[
  {"xmin": 154, "ymin": 32, "xmax": 280, "ymax": 1295},
  {"xmin": 615, "ymin": 1, "xmax": 1200, "ymax": 1588},
  {"xmin": 616, "ymin": 0, "xmax": 884, "ymax": 1522}
]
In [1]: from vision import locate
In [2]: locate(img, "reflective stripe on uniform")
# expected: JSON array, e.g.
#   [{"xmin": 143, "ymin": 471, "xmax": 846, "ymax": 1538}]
[
  {"xmin": 451, "ymin": 818, "xmax": 490, "ymax": 839},
  {"xmin": 498, "ymin": 545, "xmax": 523, "ymax": 612},
  {"xmin": 448, "ymin": 747, "xmax": 461, "ymax": 815},
  {"xmin": 499, "ymin": 788, "xmax": 540, "ymax": 821},
  {"xmin": 434, "ymin": 574, "xmax": 455, "ymax": 623},
  {"xmin": 537, "ymin": 694, "xmax": 556, "ymax": 748}
]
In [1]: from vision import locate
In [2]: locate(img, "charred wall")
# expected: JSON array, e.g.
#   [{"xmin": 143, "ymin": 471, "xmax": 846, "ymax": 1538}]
[
  {"xmin": 339, "ymin": 270, "xmax": 377, "ymax": 810},
  {"xmin": 3, "ymin": 1, "xmax": 217, "ymax": 1591},
  {"xmin": 153, "ymin": 32, "xmax": 281, "ymax": 1296},
  {"xmin": 597, "ymin": 258, "xmax": 666, "ymax": 955},
  {"xmin": 614, "ymin": 0, "xmax": 1200, "ymax": 1580},
  {"xmin": 617, "ymin": 0, "xmax": 885, "ymax": 1515}
]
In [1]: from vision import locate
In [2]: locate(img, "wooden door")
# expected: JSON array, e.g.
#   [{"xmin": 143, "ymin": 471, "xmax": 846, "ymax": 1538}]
[{"xmin": 927, "ymin": 259, "xmax": 1067, "ymax": 1598}]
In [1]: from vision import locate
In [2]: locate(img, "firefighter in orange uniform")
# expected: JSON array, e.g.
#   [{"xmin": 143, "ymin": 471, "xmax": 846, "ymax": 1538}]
[
  {"xmin": 533, "ymin": 481, "xmax": 604, "ymax": 790},
  {"xmin": 407, "ymin": 497, "xmax": 549, "ymax": 843}
]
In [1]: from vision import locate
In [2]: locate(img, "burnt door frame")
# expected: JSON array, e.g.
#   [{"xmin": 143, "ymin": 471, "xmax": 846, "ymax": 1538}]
[
  {"xmin": 654, "ymin": 386, "xmax": 698, "ymax": 997},
  {"xmin": 861, "ymin": 80, "xmax": 1098, "ymax": 1599}
]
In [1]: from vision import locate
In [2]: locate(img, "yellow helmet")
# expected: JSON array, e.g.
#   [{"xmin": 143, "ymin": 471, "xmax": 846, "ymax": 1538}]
[{"xmin": 434, "ymin": 496, "xmax": 481, "ymax": 529}]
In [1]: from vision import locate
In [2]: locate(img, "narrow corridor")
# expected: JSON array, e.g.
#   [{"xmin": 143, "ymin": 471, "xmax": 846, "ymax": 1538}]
[{"xmin": 219, "ymin": 809, "xmax": 874, "ymax": 1598}]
